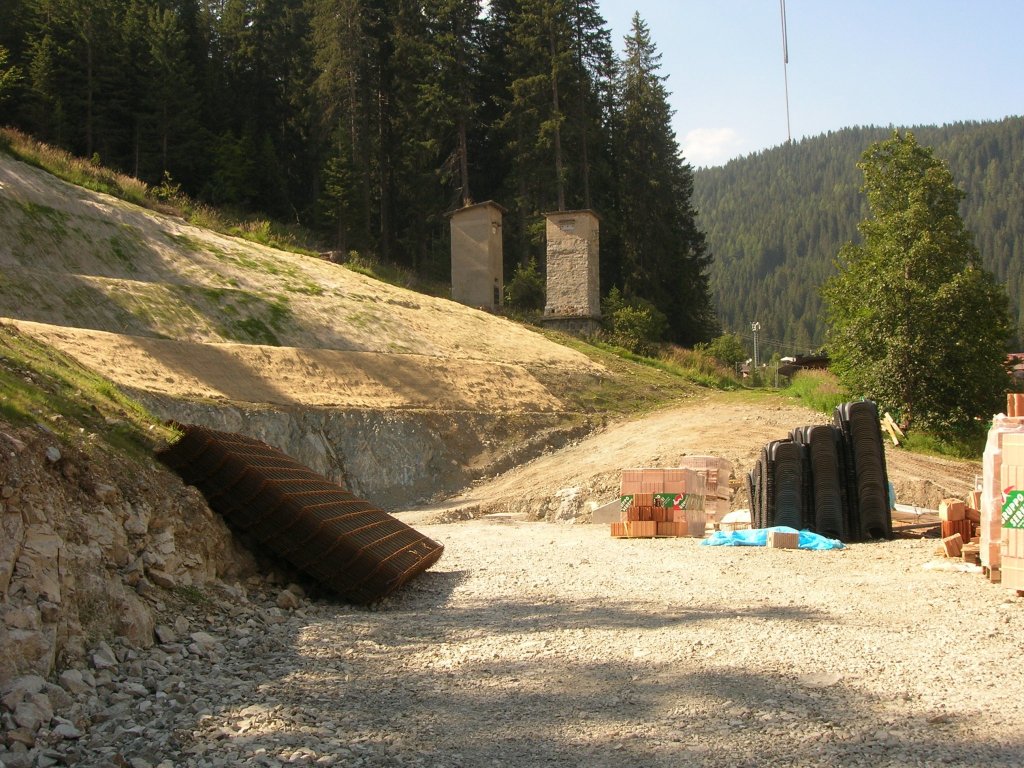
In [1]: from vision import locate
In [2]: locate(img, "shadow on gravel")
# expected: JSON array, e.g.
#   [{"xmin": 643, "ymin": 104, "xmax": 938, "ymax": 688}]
[{"xmin": 183, "ymin": 620, "xmax": 1024, "ymax": 768}]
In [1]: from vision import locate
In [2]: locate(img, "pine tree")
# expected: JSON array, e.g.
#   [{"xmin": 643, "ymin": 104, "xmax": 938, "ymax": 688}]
[
  {"xmin": 615, "ymin": 13, "xmax": 717, "ymax": 346},
  {"xmin": 143, "ymin": 5, "xmax": 200, "ymax": 180},
  {"xmin": 310, "ymin": 0, "xmax": 375, "ymax": 252}
]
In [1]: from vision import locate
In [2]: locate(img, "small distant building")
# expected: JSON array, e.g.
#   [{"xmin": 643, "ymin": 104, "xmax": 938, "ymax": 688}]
[
  {"xmin": 542, "ymin": 209, "xmax": 601, "ymax": 335},
  {"xmin": 778, "ymin": 353, "xmax": 830, "ymax": 378},
  {"xmin": 449, "ymin": 201, "xmax": 505, "ymax": 310}
]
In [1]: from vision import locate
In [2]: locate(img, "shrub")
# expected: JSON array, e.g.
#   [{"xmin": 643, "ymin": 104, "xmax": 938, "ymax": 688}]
[
  {"xmin": 505, "ymin": 259, "xmax": 545, "ymax": 312},
  {"xmin": 696, "ymin": 332, "xmax": 746, "ymax": 368},
  {"xmin": 600, "ymin": 287, "xmax": 667, "ymax": 356}
]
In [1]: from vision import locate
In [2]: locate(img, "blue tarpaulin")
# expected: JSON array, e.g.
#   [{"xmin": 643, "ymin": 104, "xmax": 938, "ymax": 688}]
[{"xmin": 701, "ymin": 525, "xmax": 845, "ymax": 550}]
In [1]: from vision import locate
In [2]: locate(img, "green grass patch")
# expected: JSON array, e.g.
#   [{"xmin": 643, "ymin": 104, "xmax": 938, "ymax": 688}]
[
  {"xmin": 0, "ymin": 323, "xmax": 177, "ymax": 459},
  {"xmin": 900, "ymin": 428, "xmax": 987, "ymax": 460},
  {"xmin": 782, "ymin": 369, "xmax": 849, "ymax": 414},
  {"xmin": 530, "ymin": 331, "xmax": 702, "ymax": 415},
  {"xmin": 105, "ymin": 228, "xmax": 141, "ymax": 272},
  {"xmin": 166, "ymin": 232, "xmax": 207, "ymax": 253},
  {"xmin": 344, "ymin": 252, "xmax": 449, "ymax": 298},
  {"xmin": 0, "ymin": 128, "xmax": 149, "ymax": 207}
]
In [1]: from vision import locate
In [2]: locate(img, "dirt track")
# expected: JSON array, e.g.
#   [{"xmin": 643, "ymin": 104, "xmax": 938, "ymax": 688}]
[{"xmin": 409, "ymin": 395, "xmax": 981, "ymax": 522}]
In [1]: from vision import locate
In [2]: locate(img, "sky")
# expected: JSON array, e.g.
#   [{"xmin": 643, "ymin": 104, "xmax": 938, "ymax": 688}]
[{"xmin": 597, "ymin": 0, "xmax": 1024, "ymax": 167}]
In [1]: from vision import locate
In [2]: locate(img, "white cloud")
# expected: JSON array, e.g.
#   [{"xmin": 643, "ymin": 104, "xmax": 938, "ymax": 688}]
[{"xmin": 681, "ymin": 127, "xmax": 744, "ymax": 168}]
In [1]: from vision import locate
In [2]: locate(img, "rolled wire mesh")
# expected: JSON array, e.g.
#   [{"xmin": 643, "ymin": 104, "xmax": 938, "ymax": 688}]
[{"xmin": 157, "ymin": 424, "xmax": 444, "ymax": 603}]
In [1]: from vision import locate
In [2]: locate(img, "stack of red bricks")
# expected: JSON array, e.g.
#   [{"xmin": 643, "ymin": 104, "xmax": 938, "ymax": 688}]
[
  {"xmin": 978, "ymin": 395, "xmax": 1024, "ymax": 591},
  {"xmin": 938, "ymin": 498, "xmax": 978, "ymax": 559},
  {"xmin": 678, "ymin": 456, "xmax": 734, "ymax": 526},
  {"xmin": 611, "ymin": 467, "xmax": 708, "ymax": 538}
]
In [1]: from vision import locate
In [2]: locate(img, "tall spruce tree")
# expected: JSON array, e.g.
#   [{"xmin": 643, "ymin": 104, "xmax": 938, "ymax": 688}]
[
  {"xmin": 823, "ymin": 131, "xmax": 1011, "ymax": 437},
  {"xmin": 616, "ymin": 13, "xmax": 717, "ymax": 346},
  {"xmin": 311, "ymin": 0, "xmax": 375, "ymax": 253}
]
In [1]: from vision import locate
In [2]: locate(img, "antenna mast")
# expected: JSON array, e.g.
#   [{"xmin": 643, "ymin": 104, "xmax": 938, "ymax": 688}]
[{"xmin": 780, "ymin": 0, "xmax": 791, "ymax": 143}]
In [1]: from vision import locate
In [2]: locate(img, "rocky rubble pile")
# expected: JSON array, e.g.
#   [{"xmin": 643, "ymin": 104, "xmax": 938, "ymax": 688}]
[
  {"xmin": 0, "ymin": 423, "xmax": 259, "ymax": 696},
  {"xmin": 1, "ymin": 581, "xmax": 314, "ymax": 768}
]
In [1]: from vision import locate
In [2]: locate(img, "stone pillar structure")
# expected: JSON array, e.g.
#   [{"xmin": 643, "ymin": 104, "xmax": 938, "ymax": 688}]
[
  {"xmin": 449, "ymin": 201, "xmax": 505, "ymax": 310},
  {"xmin": 542, "ymin": 209, "xmax": 601, "ymax": 334}
]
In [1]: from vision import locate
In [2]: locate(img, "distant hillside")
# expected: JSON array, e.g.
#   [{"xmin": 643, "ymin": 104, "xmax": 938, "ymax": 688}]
[{"xmin": 693, "ymin": 116, "xmax": 1024, "ymax": 353}]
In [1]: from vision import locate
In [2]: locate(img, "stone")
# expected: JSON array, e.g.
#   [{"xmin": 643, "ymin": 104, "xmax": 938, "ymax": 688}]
[
  {"xmin": 124, "ymin": 515, "xmax": 148, "ymax": 536},
  {"xmin": 0, "ymin": 510, "xmax": 25, "ymax": 595},
  {"xmin": 52, "ymin": 722, "xmax": 82, "ymax": 740},
  {"xmin": 147, "ymin": 569, "xmax": 176, "ymax": 589},
  {"xmin": 5, "ymin": 727, "xmax": 36, "ymax": 747},
  {"xmin": 3, "ymin": 606, "xmax": 42, "ymax": 631},
  {"xmin": 58, "ymin": 669, "xmax": 91, "ymax": 695},
  {"xmin": 13, "ymin": 692, "xmax": 53, "ymax": 731},
  {"xmin": 38, "ymin": 602, "xmax": 60, "ymax": 624},
  {"xmin": 173, "ymin": 616, "xmax": 189, "ymax": 636},
  {"xmin": 91, "ymin": 642, "xmax": 118, "ymax": 670},
  {"xmin": 154, "ymin": 625, "xmax": 177, "ymax": 645},
  {"xmin": 42, "ymin": 683, "xmax": 71, "ymax": 712},
  {"xmin": 1, "ymin": 746, "xmax": 36, "ymax": 768},
  {"xmin": 151, "ymin": 530, "xmax": 176, "ymax": 557},
  {"xmin": 93, "ymin": 484, "xmax": 118, "ymax": 503},
  {"xmin": 1, "ymin": 675, "xmax": 46, "ymax": 697},
  {"xmin": 44, "ymin": 446, "xmax": 61, "ymax": 463},
  {"xmin": 189, "ymin": 632, "xmax": 219, "ymax": 653}
]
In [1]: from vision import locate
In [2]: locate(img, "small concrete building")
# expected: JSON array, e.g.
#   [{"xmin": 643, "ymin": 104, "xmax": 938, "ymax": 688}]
[
  {"xmin": 449, "ymin": 201, "xmax": 505, "ymax": 310},
  {"xmin": 543, "ymin": 209, "xmax": 601, "ymax": 334}
]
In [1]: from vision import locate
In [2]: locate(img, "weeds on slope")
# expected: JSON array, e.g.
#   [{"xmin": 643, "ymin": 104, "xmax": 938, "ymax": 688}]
[
  {"xmin": 0, "ymin": 128, "xmax": 318, "ymax": 257},
  {"xmin": 0, "ymin": 323, "xmax": 177, "ymax": 460}
]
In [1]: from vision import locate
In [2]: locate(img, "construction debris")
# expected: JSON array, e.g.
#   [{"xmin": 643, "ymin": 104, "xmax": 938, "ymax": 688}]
[
  {"xmin": 942, "ymin": 533, "xmax": 964, "ymax": 558},
  {"xmin": 981, "ymin": 400, "xmax": 1024, "ymax": 587}
]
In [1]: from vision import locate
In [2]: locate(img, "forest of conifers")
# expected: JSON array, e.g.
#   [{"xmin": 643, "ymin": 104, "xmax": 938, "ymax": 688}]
[
  {"xmin": 1, "ymin": 2, "xmax": 1020, "ymax": 354},
  {"xmin": 0, "ymin": 0, "xmax": 717, "ymax": 346},
  {"xmin": 696, "ymin": 117, "xmax": 1024, "ymax": 353}
]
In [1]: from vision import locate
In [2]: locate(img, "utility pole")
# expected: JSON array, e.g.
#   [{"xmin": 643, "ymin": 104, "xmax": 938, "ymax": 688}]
[{"xmin": 751, "ymin": 321, "xmax": 761, "ymax": 369}]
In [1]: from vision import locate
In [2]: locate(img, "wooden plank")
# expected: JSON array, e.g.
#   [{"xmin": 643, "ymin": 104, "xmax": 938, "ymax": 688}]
[{"xmin": 883, "ymin": 412, "xmax": 905, "ymax": 438}]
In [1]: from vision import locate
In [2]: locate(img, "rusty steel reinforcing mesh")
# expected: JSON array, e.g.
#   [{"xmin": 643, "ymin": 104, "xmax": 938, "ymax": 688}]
[{"xmin": 156, "ymin": 424, "xmax": 444, "ymax": 604}]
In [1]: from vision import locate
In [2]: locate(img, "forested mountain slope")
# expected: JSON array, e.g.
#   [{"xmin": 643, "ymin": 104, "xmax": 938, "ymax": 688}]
[{"xmin": 693, "ymin": 116, "xmax": 1024, "ymax": 352}]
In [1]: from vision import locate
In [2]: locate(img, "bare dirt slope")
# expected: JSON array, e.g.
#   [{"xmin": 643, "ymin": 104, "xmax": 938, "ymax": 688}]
[
  {"xmin": 0, "ymin": 151, "xmax": 981, "ymax": 512},
  {"xmin": 405, "ymin": 395, "xmax": 981, "ymax": 522},
  {"xmin": 0, "ymin": 153, "xmax": 601, "ymax": 415}
]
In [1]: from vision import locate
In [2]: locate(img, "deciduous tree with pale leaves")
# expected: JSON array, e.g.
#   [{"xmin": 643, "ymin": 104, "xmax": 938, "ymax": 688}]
[{"xmin": 823, "ymin": 131, "xmax": 1011, "ymax": 438}]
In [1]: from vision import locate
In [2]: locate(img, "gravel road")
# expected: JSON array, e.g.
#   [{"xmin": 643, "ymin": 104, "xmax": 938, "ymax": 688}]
[{"xmin": 42, "ymin": 517, "xmax": 1024, "ymax": 768}]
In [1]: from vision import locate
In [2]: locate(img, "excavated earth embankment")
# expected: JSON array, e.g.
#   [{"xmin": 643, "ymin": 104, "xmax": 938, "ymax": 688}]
[{"xmin": 0, "ymin": 150, "xmax": 1009, "ymax": 768}]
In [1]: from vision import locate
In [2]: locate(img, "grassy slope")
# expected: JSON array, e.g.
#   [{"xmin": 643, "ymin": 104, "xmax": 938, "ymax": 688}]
[
  {"xmin": 0, "ymin": 132, "xmax": 741, "ymax": 421},
  {"xmin": 0, "ymin": 322, "xmax": 176, "ymax": 460}
]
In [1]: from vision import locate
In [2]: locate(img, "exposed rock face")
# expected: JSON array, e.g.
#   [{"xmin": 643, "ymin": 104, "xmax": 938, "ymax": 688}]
[
  {"xmin": 133, "ymin": 395, "xmax": 591, "ymax": 510},
  {"xmin": 0, "ymin": 425, "xmax": 259, "ymax": 688}
]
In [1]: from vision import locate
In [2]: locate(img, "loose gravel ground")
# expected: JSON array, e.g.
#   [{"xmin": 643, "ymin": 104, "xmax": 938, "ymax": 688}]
[{"xmin": 28, "ymin": 518, "xmax": 1024, "ymax": 768}]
